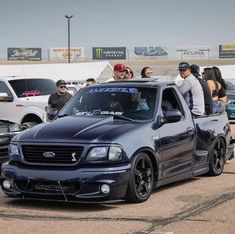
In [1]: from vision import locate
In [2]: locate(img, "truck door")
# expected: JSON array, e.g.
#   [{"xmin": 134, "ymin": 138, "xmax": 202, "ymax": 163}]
[
  {"xmin": 0, "ymin": 81, "xmax": 16, "ymax": 122},
  {"xmin": 157, "ymin": 88, "xmax": 195, "ymax": 179}
]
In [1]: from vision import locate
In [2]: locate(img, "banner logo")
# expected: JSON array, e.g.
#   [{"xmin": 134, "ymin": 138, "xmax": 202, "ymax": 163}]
[
  {"xmin": 92, "ymin": 47, "xmax": 126, "ymax": 60},
  {"xmin": 219, "ymin": 44, "xmax": 235, "ymax": 58},
  {"xmin": 134, "ymin": 46, "xmax": 168, "ymax": 57},
  {"xmin": 176, "ymin": 46, "xmax": 210, "ymax": 60},
  {"xmin": 95, "ymin": 48, "xmax": 103, "ymax": 59},
  {"xmin": 50, "ymin": 47, "xmax": 85, "ymax": 61},
  {"xmin": 8, "ymin": 48, "xmax": 42, "ymax": 61}
]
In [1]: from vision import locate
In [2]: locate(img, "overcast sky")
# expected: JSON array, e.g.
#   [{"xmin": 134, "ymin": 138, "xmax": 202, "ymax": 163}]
[{"xmin": 0, "ymin": 0, "xmax": 235, "ymax": 58}]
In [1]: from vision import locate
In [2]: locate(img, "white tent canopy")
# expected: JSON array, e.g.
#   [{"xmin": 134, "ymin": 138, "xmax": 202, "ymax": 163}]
[{"xmin": 0, "ymin": 61, "xmax": 113, "ymax": 83}]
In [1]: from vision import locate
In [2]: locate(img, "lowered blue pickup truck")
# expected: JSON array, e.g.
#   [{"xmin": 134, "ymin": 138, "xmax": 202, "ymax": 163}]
[{"xmin": 1, "ymin": 79, "xmax": 234, "ymax": 203}]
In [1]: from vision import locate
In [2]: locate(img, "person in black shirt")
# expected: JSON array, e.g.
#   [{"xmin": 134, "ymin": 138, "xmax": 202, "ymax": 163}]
[
  {"xmin": 47, "ymin": 79, "xmax": 72, "ymax": 120},
  {"xmin": 190, "ymin": 64, "xmax": 213, "ymax": 115},
  {"xmin": 212, "ymin": 66, "xmax": 227, "ymax": 106}
]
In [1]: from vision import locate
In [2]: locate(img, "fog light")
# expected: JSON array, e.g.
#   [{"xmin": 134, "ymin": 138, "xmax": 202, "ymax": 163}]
[
  {"xmin": 3, "ymin": 180, "xmax": 11, "ymax": 190},
  {"xmin": 100, "ymin": 184, "xmax": 110, "ymax": 194}
]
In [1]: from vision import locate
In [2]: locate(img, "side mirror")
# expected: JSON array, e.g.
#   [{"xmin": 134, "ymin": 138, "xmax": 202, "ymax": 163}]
[
  {"xmin": 164, "ymin": 109, "xmax": 182, "ymax": 123},
  {"xmin": 0, "ymin": 93, "xmax": 13, "ymax": 102}
]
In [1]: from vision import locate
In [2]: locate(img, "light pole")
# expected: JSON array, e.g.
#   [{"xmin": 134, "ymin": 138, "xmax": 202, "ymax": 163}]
[{"xmin": 65, "ymin": 15, "xmax": 73, "ymax": 63}]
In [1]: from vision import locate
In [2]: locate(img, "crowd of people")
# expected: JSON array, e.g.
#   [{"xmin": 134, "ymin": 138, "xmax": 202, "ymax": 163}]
[
  {"xmin": 46, "ymin": 61, "xmax": 228, "ymax": 120},
  {"xmin": 177, "ymin": 62, "xmax": 227, "ymax": 116},
  {"xmin": 106, "ymin": 63, "xmax": 154, "ymax": 81}
]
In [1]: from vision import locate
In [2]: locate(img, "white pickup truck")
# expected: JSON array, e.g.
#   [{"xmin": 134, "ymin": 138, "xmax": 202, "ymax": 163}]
[{"xmin": 0, "ymin": 76, "xmax": 57, "ymax": 129}]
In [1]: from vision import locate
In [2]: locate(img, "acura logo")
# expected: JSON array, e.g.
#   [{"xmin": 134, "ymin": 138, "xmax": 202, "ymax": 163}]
[{"xmin": 43, "ymin": 151, "xmax": 55, "ymax": 158}]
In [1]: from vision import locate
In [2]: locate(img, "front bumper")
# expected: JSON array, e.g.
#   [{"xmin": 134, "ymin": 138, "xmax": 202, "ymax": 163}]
[{"xmin": 1, "ymin": 162, "xmax": 131, "ymax": 203}]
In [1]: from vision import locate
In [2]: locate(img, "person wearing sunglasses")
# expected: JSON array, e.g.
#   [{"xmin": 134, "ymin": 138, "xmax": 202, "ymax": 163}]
[
  {"xmin": 124, "ymin": 66, "xmax": 134, "ymax": 79},
  {"xmin": 141, "ymin": 66, "xmax": 153, "ymax": 78},
  {"xmin": 178, "ymin": 62, "xmax": 205, "ymax": 117},
  {"xmin": 47, "ymin": 79, "xmax": 72, "ymax": 121}
]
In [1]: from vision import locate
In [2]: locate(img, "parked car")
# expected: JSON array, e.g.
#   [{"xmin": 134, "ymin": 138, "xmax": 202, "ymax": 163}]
[
  {"xmin": 66, "ymin": 84, "xmax": 78, "ymax": 96},
  {"xmin": 226, "ymin": 100, "xmax": 235, "ymax": 120},
  {"xmin": 0, "ymin": 76, "xmax": 57, "ymax": 129},
  {"xmin": 0, "ymin": 119, "xmax": 20, "ymax": 166},
  {"xmin": 1, "ymin": 79, "xmax": 233, "ymax": 203},
  {"xmin": 225, "ymin": 79, "xmax": 235, "ymax": 100},
  {"xmin": 223, "ymin": 79, "xmax": 235, "ymax": 119}
]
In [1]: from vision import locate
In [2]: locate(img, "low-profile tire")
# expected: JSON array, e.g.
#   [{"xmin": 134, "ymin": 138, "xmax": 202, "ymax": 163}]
[
  {"xmin": 208, "ymin": 137, "xmax": 225, "ymax": 176},
  {"xmin": 20, "ymin": 121, "xmax": 38, "ymax": 131},
  {"xmin": 125, "ymin": 153, "xmax": 154, "ymax": 203}
]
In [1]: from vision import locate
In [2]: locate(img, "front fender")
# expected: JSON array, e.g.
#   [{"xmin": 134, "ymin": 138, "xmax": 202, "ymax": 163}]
[{"xmin": 19, "ymin": 106, "xmax": 47, "ymax": 124}]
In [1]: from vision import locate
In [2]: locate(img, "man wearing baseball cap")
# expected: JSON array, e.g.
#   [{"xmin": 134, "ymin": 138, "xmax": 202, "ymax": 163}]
[
  {"xmin": 47, "ymin": 79, "xmax": 72, "ymax": 121},
  {"xmin": 178, "ymin": 62, "xmax": 205, "ymax": 117},
  {"xmin": 106, "ymin": 63, "xmax": 127, "ymax": 82}
]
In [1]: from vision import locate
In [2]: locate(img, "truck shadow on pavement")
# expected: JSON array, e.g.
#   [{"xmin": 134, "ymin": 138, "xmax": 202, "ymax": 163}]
[
  {"xmin": 4, "ymin": 198, "xmax": 118, "ymax": 212},
  {"xmin": 2, "ymin": 178, "xmax": 200, "ymax": 212},
  {"xmin": 151, "ymin": 177, "xmax": 200, "ymax": 196}
]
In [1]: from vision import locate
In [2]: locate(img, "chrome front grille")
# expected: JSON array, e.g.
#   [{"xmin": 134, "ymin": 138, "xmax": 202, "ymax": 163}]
[{"xmin": 22, "ymin": 145, "xmax": 83, "ymax": 165}]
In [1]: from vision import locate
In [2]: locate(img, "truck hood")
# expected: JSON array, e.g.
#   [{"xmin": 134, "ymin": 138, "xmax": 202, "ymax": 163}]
[{"xmin": 17, "ymin": 116, "xmax": 140, "ymax": 143}]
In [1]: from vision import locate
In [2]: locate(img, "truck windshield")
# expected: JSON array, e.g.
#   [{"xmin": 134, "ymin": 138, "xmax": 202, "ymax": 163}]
[
  {"xmin": 9, "ymin": 78, "xmax": 57, "ymax": 97},
  {"xmin": 60, "ymin": 86, "xmax": 157, "ymax": 121}
]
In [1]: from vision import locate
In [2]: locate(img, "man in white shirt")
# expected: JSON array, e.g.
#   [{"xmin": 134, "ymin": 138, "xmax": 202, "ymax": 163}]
[
  {"xmin": 178, "ymin": 62, "xmax": 205, "ymax": 116},
  {"xmin": 106, "ymin": 63, "xmax": 127, "ymax": 82}
]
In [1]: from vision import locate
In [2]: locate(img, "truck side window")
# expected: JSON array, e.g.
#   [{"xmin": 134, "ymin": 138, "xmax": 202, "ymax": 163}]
[
  {"xmin": 0, "ymin": 81, "xmax": 13, "ymax": 98},
  {"xmin": 161, "ymin": 88, "xmax": 184, "ymax": 116}
]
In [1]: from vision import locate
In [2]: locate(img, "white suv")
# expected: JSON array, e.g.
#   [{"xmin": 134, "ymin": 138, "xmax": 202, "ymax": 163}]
[{"xmin": 0, "ymin": 76, "xmax": 56, "ymax": 129}]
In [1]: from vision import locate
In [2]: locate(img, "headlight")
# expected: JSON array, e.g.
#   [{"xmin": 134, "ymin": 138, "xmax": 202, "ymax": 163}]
[
  {"xmin": 87, "ymin": 147, "xmax": 108, "ymax": 161},
  {"xmin": 108, "ymin": 146, "xmax": 122, "ymax": 161},
  {"xmin": 87, "ymin": 146, "xmax": 122, "ymax": 161},
  {"xmin": 9, "ymin": 143, "xmax": 20, "ymax": 160},
  {"xmin": 9, "ymin": 123, "xmax": 20, "ymax": 132}
]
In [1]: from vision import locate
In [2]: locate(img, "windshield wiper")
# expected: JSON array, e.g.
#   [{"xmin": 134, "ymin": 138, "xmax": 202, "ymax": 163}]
[
  {"xmin": 57, "ymin": 114, "xmax": 69, "ymax": 118},
  {"xmin": 100, "ymin": 113, "xmax": 136, "ymax": 122}
]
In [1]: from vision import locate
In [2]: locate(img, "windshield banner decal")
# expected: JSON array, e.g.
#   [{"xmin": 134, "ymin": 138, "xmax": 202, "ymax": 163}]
[{"xmin": 87, "ymin": 87, "xmax": 138, "ymax": 94}]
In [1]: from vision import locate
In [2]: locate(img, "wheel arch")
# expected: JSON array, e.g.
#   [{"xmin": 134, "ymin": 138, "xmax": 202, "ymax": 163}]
[
  {"xmin": 209, "ymin": 134, "xmax": 227, "ymax": 159},
  {"xmin": 21, "ymin": 114, "xmax": 42, "ymax": 125},
  {"xmin": 130, "ymin": 147, "xmax": 158, "ymax": 182},
  {"xmin": 208, "ymin": 134, "xmax": 227, "ymax": 176}
]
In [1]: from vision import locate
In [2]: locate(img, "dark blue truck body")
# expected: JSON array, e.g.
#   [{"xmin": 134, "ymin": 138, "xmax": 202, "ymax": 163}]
[{"xmin": 1, "ymin": 80, "xmax": 234, "ymax": 203}]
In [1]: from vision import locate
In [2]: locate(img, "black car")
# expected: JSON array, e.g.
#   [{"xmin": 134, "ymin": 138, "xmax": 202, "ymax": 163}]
[{"xmin": 0, "ymin": 120, "xmax": 20, "ymax": 165}]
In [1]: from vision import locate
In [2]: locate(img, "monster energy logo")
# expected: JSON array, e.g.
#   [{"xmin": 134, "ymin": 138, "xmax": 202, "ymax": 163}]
[
  {"xmin": 95, "ymin": 48, "xmax": 103, "ymax": 59},
  {"xmin": 93, "ymin": 47, "xmax": 126, "ymax": 60}
]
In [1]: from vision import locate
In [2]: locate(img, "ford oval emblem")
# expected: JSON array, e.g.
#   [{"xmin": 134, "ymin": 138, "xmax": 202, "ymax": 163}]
[{"xmin": 43, "ymin": 151, "xmax": 55, "ymax": 158}]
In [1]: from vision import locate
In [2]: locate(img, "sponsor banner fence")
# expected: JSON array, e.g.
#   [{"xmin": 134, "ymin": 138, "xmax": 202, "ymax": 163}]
[
  {"xmin": 134, "ymin": 46, "xmax": 168, "ymax": 58},
  {"xmin": 176, "ymin": 46, "xmax": 211, "ymax": 60},
  {"xmin": 7, "ymin": 48, "xmax": 42, "ymax": 61},
  {"xmin": 50, "ymin": 47, "xmax": 85, "ymax": 61},
  {"xmin": 92, "ymin": 47, "xmax": 126, "ymax": 60},
  {"xmin": 219, "ymin": 44, "xmax": 235, "ymax": 58}
]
